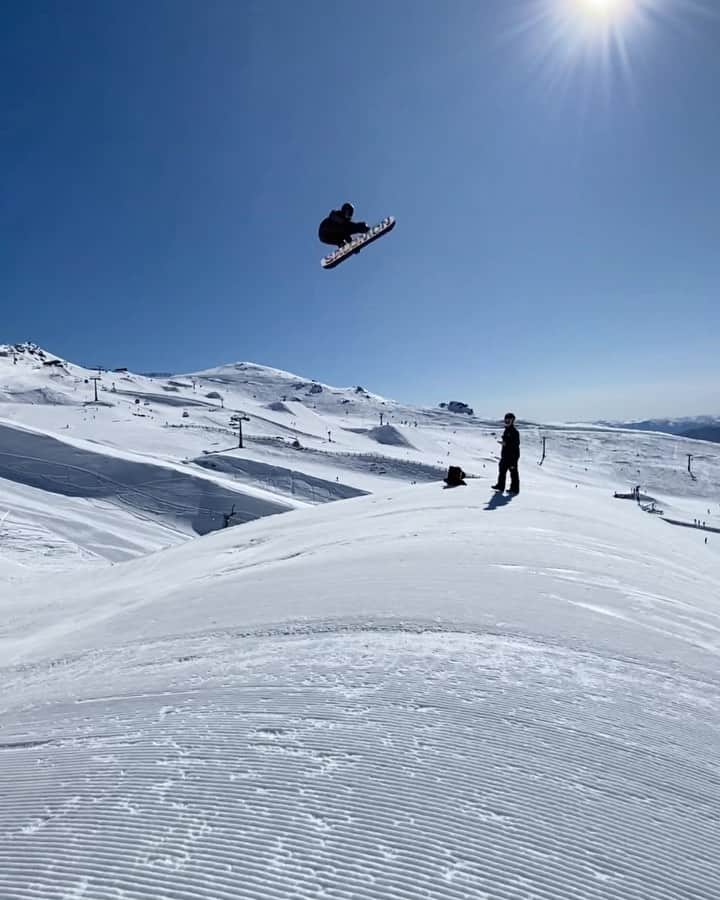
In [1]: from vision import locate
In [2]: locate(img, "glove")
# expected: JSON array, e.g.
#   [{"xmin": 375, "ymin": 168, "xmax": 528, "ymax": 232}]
[{"xmin": 359, "ymin": 222, "xmax": 369, "ymax": 232}]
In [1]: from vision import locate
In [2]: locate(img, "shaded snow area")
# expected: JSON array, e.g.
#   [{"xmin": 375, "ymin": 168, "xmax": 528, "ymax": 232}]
[
  {"xmin": 0, "ymin": 476, "xmax": 190, "ymax": 570},
  {"xmin": 194, "ymin": 454, "xmax": 368, "ymax": 503},
  {"xmin": 1, "ymin": 345, "xmax": 720, "ymax": 899},
  {"xmin": 0, "ymin": 421, "xmax": 293, "ymax": 538}
]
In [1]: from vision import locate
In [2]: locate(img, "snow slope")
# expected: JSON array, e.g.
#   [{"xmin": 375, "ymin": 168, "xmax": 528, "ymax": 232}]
[
  {"xmin": 0, "ymin": 345, "xmax": 459, "ymax": 572},
  {"xmin": 0, "ymin": 420, "xmax": 297, "ymax": 536},
  {"xmin": 2, "ymin": 479, "xmax": 720, "ymax": 898},
  {"xmin": 1, "ymin": 343, "xmax": 720, "ymax": 899},
  {"xmin": 3, "ymin": 344, "xmax": 717, "ymax": 546}
]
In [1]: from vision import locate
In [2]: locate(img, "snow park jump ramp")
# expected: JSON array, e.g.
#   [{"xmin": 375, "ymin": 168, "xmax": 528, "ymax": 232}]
[
  {"xmin": 1, "ymin": 479, "xmax": 719, "ymax": 900},
  {"xmin": 0, "ymin": 420, "xmax": 295, "ymax": 537}
]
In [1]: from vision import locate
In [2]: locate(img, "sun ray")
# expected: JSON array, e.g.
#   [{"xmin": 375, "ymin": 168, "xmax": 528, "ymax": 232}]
[{"xmin": 499, "ymin": 0, "xmax": 718, "ymax": 106}]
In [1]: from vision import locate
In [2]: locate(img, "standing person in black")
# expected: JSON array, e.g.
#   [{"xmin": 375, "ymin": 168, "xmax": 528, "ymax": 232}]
[{"xmin": 492, "ymin": 412, "xmax": 520, "ymax": 495}]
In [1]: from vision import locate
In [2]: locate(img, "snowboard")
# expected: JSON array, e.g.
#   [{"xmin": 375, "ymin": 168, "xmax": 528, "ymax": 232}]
[{"xmin": 321, "ymin": 216, "xmax": 396, "ymax": 270}]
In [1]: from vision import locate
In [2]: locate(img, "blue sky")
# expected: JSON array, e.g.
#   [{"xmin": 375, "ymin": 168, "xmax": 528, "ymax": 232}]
[{"xmin": 3, "ymin": 0, "xmax": 719, "ymax": 420}]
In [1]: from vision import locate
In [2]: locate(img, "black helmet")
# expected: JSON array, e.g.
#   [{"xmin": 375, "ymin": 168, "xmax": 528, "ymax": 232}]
[{"xmin": 341, "ymin": 202, "xmax": 354, "ymax": 218}]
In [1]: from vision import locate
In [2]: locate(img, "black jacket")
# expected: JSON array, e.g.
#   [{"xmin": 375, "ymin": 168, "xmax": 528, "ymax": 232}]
[
  {"xmin": 318, "ymin": 209, "xmax": 369, "ymax": 243},
  {"xmin": 501, "ymin": 424, "xmax": 520, "ymax": 463}
]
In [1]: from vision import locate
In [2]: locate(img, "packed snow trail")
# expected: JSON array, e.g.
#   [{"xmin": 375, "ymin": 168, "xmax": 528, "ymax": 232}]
[{"xmin": 1, "ymin": 627, "xmax": 718, "ymax": 900}]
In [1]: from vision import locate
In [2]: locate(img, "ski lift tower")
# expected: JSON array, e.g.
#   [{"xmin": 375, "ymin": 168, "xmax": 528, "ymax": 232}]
[{"xmin": 230, "ymin": 413, "xmax": 251, "ymax": 449}]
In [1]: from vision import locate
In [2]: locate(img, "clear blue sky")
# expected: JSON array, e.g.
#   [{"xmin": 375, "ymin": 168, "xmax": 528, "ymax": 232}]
[{"xmin": 3, "ymin": 0, "xmax": 719, "ymax": 420}]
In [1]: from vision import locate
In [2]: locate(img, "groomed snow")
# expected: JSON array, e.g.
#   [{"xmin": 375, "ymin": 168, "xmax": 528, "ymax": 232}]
[{"xmin": 1, "ymin": 345, "xmax": 719, "ymax": 899}]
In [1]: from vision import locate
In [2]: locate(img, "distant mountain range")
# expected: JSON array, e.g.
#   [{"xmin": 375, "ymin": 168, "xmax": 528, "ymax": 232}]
[
  {"xmin": 681, "ymin": 425, "xmax": 720, "ymax": 444},
  {"xmin": 596, "ymin": 416, "xmax": 720, "ymax": 444}
]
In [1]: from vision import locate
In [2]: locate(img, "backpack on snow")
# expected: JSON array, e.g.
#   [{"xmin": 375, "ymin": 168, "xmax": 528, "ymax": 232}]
[{"xmin": 444, "ymin": 465, "xmax": 466, "ymax": 487}]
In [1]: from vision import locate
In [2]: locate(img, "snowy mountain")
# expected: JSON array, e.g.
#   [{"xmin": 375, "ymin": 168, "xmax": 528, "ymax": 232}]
[
  {"xmin": 681, "ymin": 424, "xmax": 720, "ymax": 444},
  {"xmin": 597, "ymin": 413, "xmax": 720, "ymax": 440},
  {"xmin": 1, "ymin": 343, "xmax": 719, "ymax": 900}
]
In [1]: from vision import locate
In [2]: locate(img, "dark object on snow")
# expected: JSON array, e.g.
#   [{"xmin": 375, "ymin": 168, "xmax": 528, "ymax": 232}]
[
  {"xmin": 318, "ymin": 204, "xmax": 370, "ymax": 248},
  {"xmin": 444, "ymin": 465, "xmax": 466, "ymax": 487},
  {"xmin": 493, "ymin": 413, "xmax": 520, "ymax": 494},
  {"xmin": 448, "ymin": 401, "xmax": 474, "ymax": 416},
  {"xmin": 538, "ymin": 436, "xmax": 547, "ymax": 466},
  {"xmin": 439, "ymin": 401, "xmax": 474, "ymax": 416}
]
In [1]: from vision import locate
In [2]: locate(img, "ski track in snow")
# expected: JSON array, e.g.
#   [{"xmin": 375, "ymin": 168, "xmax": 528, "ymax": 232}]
[{"xmin": 2, "ymin": 629, "xmax": 719, "ymax": 900}]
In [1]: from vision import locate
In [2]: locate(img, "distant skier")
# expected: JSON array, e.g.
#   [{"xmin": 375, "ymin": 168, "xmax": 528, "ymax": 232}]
[
  {"xmin": 318, "ymin": 203, "xmax": 370, "ymax": 248},
  {"xmin": 492, "ymin": 413, "xmax": 520, "ymax": 495}
]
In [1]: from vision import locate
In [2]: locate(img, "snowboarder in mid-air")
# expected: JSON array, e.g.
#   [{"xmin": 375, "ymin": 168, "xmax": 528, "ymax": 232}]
[
  {"xmin": 318, "ymin": 204, "xmax": 396, "ymax": 269},
  {"xmin": 318, "ymin": 203, "xmax": 370, "ymax": 248}
]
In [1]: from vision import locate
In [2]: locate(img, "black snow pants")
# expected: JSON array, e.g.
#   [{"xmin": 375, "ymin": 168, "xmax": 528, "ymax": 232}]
[{"xmin": 496, "ymin": 457, "xmax": 519, "ymax": 494}]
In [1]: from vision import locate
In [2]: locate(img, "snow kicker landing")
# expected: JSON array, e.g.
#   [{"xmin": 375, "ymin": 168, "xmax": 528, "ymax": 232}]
[
  {"xmin": 1, "ymin": 627, "xmax": 718, "ymax": 900},
  {"xmin": 344, "ymin": 424, "xmax": 416, "ymax": 449},
  {"xmin": 0, "ymin": 422, "xmax": 293, "ymax": 536}
]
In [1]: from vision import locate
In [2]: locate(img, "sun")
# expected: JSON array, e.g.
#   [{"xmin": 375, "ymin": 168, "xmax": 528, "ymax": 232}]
[
  {"xmin": 502, "ymin": 0, "xmax": 649, "ymax": 96},
  {"xmin": 573, "ymin": 0, "xmax": 633, "ymax": 22},
  {"xmin": 578, "ymin": 0, "xmax": 628, "ymax": 14},
  {"xmin": 501, "ymin": 0, "xmax": 716, "ymax": 102}
]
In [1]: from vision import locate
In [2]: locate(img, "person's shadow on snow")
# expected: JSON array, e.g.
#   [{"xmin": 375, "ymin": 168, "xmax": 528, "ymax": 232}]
[{"xmin": 484, "ymin": 492, "xmax": 514, "ymax": 511}]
